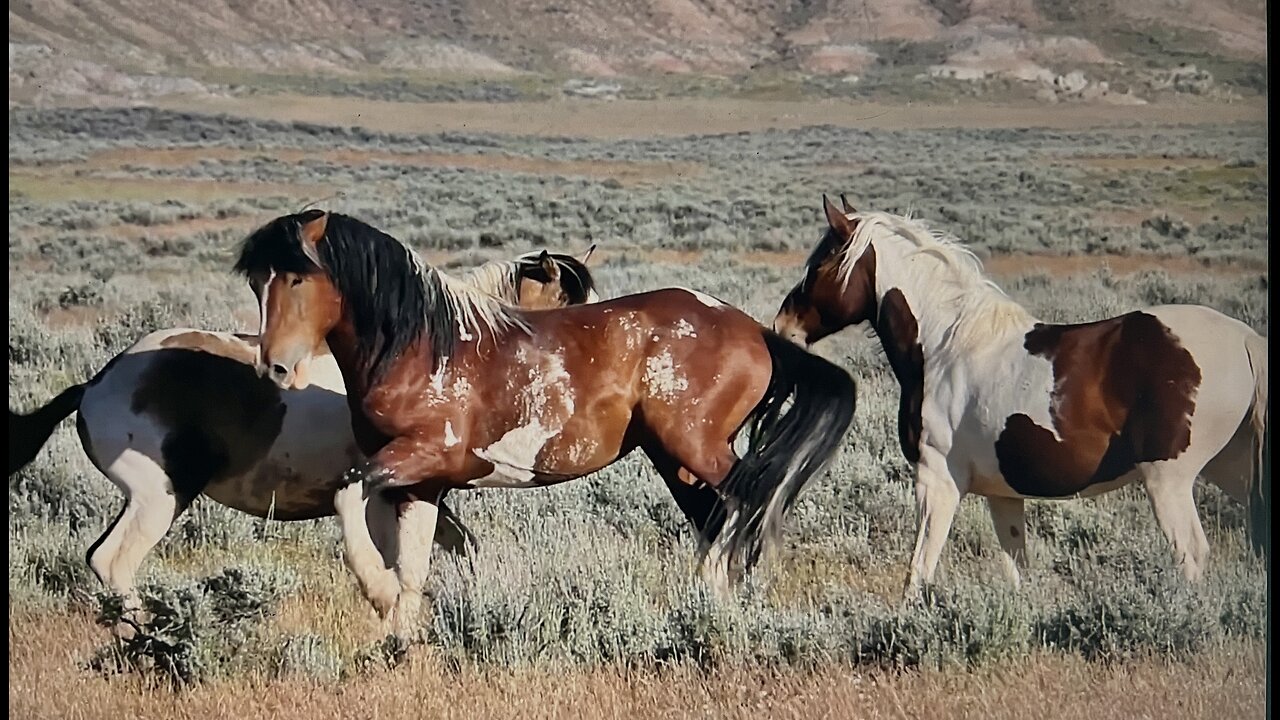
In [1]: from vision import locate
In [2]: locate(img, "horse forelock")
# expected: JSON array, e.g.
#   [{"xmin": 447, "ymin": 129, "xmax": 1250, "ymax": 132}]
[
  {"xmin": 513, "ymin": 251, "xmax": 598, "ymax": 305},
  {"xmin": 553, "ymin": 254, "xmax": 597, "ymax": 305},
  {"xmin": 233, "ymin": 214, "xmax": 318, "ymax": 278}
]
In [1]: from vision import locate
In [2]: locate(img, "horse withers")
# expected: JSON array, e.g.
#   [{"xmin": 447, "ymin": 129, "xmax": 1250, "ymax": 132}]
[
  {"xmin": 9, "ymin": 246, "xmax": 598, "ymax": 620},
  {"xmin": 237, "ymin": 209, "xmax": 857, "ymax": 632},
  {"xmin": 774, "ymin": 194, "xmax": 1269, "ymax": 597}
]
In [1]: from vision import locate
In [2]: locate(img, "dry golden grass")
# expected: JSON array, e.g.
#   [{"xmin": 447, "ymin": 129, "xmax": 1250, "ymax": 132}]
[{"xmin": 9, "ymin": 608, "xmax": 1264, "ymax": 720}]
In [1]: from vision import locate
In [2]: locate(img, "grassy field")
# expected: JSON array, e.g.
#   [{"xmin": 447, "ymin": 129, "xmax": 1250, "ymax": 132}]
[{"xmin": 7, "ymin": 97, "xmax": 1269, "ymax": 717}]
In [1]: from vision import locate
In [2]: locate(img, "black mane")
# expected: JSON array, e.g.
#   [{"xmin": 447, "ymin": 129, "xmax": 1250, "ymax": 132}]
[
  {"xmin": 234, "ymin": 211, "xmax": 456, "ymax": 382},
  {"xmin": 516, "ymin": 252, "xmax": 597, "ymax": 304}
]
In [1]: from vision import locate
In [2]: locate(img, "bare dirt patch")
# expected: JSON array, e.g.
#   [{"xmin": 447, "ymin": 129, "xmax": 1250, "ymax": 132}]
[
  {"xmin": 8, "ymin": 169, "xmax": 328, "ymax": 204},
  {"xmin": 981, "ymin": 252, "xmax": 1266, "ymax": 276},
  {"xmin": 151, "ymin": 95, "xmax": 1268, "ymax": 139}
]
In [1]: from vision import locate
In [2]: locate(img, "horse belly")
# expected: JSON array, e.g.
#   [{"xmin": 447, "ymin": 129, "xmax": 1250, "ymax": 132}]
[
  {"xmin": 203, "ymin": 461, "xmax": 342, "ymax": 520},
  {"xmin": 204, "ymin": 386, "xmax": 362, "ymax": 520},
  {"xmin": 467, "ymin": 423, "xmax": 601, "ymax": 489}
]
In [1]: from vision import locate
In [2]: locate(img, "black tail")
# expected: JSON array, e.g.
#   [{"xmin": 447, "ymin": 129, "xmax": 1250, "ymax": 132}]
[
  {"xmin": 9, "ymin": 384, "xmax": 85, "ymax": 476},
  {"xmin": 713, "ymin": 331, "xmax": 857, "ymax": 577}
]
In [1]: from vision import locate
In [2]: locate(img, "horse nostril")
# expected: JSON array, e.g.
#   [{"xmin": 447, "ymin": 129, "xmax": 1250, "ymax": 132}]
[{"xmin": 270, "ymin": 363, "xmax": 289, "ymax": 379}]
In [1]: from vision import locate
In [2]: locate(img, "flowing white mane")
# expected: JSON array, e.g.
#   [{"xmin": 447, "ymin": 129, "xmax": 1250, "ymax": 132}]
[
  {"xmin": 836, "ymin": 210, "xmax": 1036, "ymax": 354},
  {"xmin": 461, "ymin": 259, "xmax": 522, "ymax": 304},
  {"xmin": 405, "ymin": 246, "xmax": 531, "ymax": 345}
]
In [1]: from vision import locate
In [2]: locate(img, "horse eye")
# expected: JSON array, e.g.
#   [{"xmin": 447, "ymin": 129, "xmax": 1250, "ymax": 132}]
[{"xmin": 290, "ymin": 276, "xmax": 304, "ymax": 287}]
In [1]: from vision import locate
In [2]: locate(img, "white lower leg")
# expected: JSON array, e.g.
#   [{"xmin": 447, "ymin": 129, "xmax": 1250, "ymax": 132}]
[
  {"xmin": 334, "ymin": 482, "xmax": 401, "ymax": 617},
  {"xmin": 1144, "ymin": 471, "xmax": 1210, "ymax": 581},
  {"xmin": 986, "ymin": 496, "xmax": 1028, "ymax": 587},
  {"xmin": 698, "ymin": 504, "xmax": 737, "ymax": 598},
  {"xmin": 91, "ymin": 452, "xmax": 183, "ymax": 618},
  {"xmin": 388, "ymin": 497, "xmax": 439, "ymax": 637},
  {"xmin": 904, "ymin": 450, "xmax": 963, "ymax": 598},
  {"xmin": 107, "ymin": 490, "xmax": 177, "ymax": 599}
]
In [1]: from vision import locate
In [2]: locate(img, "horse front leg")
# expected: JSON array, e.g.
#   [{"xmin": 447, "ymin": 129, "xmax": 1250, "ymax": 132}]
[
  {"xmin": 334, "ymin": 479, "xmax": 401, "ymax": 619},
  {"xmin": 339, "ymin": 436, "xmax": 457, "ymax": 623},
  {"xmin": 904, "ymin": 446, "xmax": 966, "ymax": 600},
  {"xmin": 386, "ymin": 493, "xmax": 441, "ymax": 638}
]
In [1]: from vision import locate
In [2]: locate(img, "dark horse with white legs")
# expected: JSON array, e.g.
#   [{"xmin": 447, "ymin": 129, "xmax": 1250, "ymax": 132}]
[
  {"xmin": 236, "ymin": 209, "xmax": 856, "ymax": 631},
  {"xmin": 774, "ymin": 195, "xmax": 1269, "ymax": 598},
  {"xmin": 9, "ymin": 246, "xmax": 598, "ymax": 618}
]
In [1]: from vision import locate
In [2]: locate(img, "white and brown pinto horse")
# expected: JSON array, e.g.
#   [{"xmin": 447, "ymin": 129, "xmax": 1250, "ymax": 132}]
[
  {"xmin": 8, "ymin": 248, "xmax": 598, "ymax": 613},
  {"xmin": 238, "ymin": 210, "xmax": 856, "ymax": 631},
  {"xmin": 774, "ymin": 196, "xmax": 1269, "ymax": 597}
]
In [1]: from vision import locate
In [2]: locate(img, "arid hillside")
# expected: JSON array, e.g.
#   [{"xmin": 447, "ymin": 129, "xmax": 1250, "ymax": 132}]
[{"xmin": 9, "ymin": 0, "xmax": 1267, "ymax": 104}]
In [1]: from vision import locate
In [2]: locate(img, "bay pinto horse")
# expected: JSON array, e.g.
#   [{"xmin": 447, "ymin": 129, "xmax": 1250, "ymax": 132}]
[
  {"xmin": 774, "ymin": 195, "xmax": 1269, "ymax": 598},
  {"xmin": 237, "ymin": 209, "xmax": 856, "ymax": 631},
  {"xmin": 8, "ymin": 248, "xmax": 598, "ymax": 617}
]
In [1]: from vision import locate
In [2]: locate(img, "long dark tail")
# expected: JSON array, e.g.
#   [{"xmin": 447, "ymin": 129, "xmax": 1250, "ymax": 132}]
[
  {"xmin": 9, "ymin": 384, "xmax": 85, "ymax": 476},
  {"xmin": 1245, "ymin": 332, "xmax": 1269, "ymax": 559},
  {"xmin": 713, "ymin": 331, "xmax": 857, "ymax": 576}
]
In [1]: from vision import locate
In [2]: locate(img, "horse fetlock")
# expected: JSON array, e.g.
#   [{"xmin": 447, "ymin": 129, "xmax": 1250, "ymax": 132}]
[
  {"xmin": 392, "ymin": 591, "xmax": 424, "ymax": 636},
  {"xmin": 354, "ymin": 567, "xmax": 401, "ymax": 618}
]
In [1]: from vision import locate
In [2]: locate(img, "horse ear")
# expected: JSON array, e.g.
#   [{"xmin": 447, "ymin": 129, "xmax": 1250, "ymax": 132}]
[
  {"xmin": 840, "ymin": 193, "xmax": 856, "ymax": 214},
  {"xmin": 823, "ymin": 194, "xmax": 855, "ymax": 237},
  {"xmin": 580, "ymin": 243, "xmax": 597, "ymax": 265},
  {"xmin": 538, "ymin": 249, "xmax": 560, "ymax": 281},
  {"xmin": 297, "ymin": 211, "xmax": 327, "ymax": 267}
]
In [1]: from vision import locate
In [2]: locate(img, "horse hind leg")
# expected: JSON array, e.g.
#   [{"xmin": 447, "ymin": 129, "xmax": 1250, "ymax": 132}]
[
  {"xmin": 672, "ymin": 444, "xmax": 742, "ymax": 596},
  {"xmin": 1198, "ymin": 415, "xmax": 1253, "ymax": 507},
  {"xmin": 640, "ymin": 442, "xmax": 731, "ymax": 594},
  {"xmin": 87, "ymin": 450, "xmax": 187, "ymax": 634},
  {"xmin": 1141, "ymin": 462, "xmax": 1210, "ymax": 581}
]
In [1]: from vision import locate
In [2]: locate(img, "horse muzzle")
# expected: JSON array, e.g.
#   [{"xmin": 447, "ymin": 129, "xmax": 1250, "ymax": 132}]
[
  {"xmin": 259, "ymin": 355, "xmax": 312, "ymax": 391},
  {"xmin": 771, "ymin": 315, "xmax": 810, "ymax": 349}
]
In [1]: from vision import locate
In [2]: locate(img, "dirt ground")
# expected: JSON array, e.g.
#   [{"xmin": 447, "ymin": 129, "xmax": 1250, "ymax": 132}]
[{"xmin": 7, "ymin": 610, "xmax": 1266, "ymax": 720}]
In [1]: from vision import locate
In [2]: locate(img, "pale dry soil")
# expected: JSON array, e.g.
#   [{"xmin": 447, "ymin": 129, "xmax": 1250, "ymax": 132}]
[
  {"xmin": 148, "ymin": 95, "xmax": 1268, "ymax": 139},
  {"xmin": 8, "ymin": 610, "xmax": 1265, "ymax": 720}
]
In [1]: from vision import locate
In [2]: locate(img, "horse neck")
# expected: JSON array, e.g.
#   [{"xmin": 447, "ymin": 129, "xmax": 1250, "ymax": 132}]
[
  {"xmin": 324, "ymin": 318, "xmax": 374, "ymax": 398},
  {"xmin": 868, "ymin": 235, "xmax": 1035, "ymax": 364}
]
